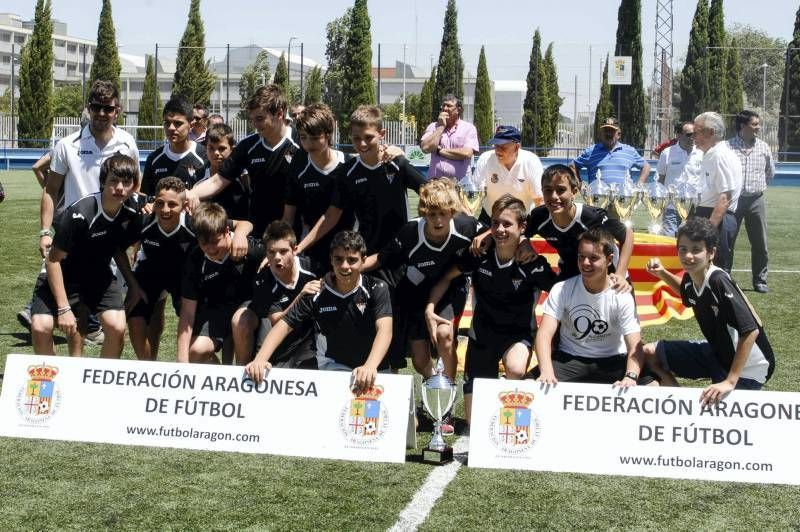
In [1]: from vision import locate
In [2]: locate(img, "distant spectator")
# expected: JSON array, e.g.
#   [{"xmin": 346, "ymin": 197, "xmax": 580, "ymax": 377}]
[
  {"xmin": 570, "ymin": 116, "xmax": 651, "ymax": 185},
  {"xmin": 208, "ymin": 113, "xmax": 225, "ymax": 127},
  {"xmin": 656, "ymin": 121, "xmax": 703, "ymax": 236},
  {"xmin": 189, "ymin": 103, "xmax": 209, "ymax": 144},
  {"xmin": 420, "ymin": 94, "xmax": 479, "ymax": 180}
]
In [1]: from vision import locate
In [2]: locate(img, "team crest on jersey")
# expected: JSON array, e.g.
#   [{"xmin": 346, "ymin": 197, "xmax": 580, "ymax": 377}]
[
  {"xmin": 711, "ymin": 304, "xmax": 719, "ymax": 316},
  {"xmin": 187, "ymin": 166, "xmax": 196, "ymax": 177},
  {"xmin": 15, "ymin": 363, "xmax": 62, "ymax": 425},
  {"xmin": 284, "ymin": 152, "xmax": 293, "ymax": 164},
  {"xmin": 512, "ymin": 279, "xmax": 523, "ymax": 290},
  {"xmin": 490, "ymin": 174, "xmax": 499, "ymax": 183},
  {"xmin": 180, "ymin": 242, "xmax": 191, "ymax": 251},
  {"xmin": 339, "ymin": 386, "xmax": 388, "ymax": 446},
  {"xmin": 356, "ymin": 301, "xmax": 367, "ymax": 314},
  {"xmin": 489, "ymin": 391, "xmax": 539, "ymax": 454}
]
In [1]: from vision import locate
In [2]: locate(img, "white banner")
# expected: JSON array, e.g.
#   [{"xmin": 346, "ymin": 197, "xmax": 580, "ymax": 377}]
[
  {"xmin": 468, "ymin": 379, "xmax": 800, "ymax": 485},
  {"xmin": 0, "ymin": 354, "xmax": 413, "ymax": 464},
  {"xmin": 609, "ymin": 56, "xmax": 633, "ymax": 85}
]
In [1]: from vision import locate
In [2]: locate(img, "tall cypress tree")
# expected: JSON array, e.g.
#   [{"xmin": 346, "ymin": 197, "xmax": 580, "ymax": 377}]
[
  {"xmin": 707, "ymin": 0, "xmax": 727, "ymax": 112},
  {"xmin": 417, "ymin": 69, "xmax": 435, "ymax": 141},
  {"xmin": 172, "ymin": 0, "xmax": 216, "ymax": 106},
  {"xmin": 680, "ymin": 0, "xmax": 710, "ymax": 121},
  {"xmin": 17, "ymin": 0, "xmax": 53, "ymax": 148},
  {"xmin": 433, "ymin": 0, "xmax": 464, "ymax": 105},
  {"xmin": 89, "ymin": 0, "xmax": 121, "ymax": 94},
  {"xmin": 138, "ymin": 55, "xmax": 162, "ymax": 144},
  {"xmin": 473, "ymin": 46, "xmax": 493, "ymax": 145},
  {"xmin": 594, "ymin": 55, "xmax": 615, "ymax": 142},
  {"xmin": 304, "ymin": 66, "xmax": 323, "ymax": 105},
  {"xmin": 339, "ymin": 0, "xmax": 375, "ymax": 139},
  {"xmin": 725, "ymin": 37, "xmax": 744, "ymax": 122},
  {"xmin": 428, "ymin": 68, "xmax": 438, "ymax": 121},
  {"xmin": 779, "ymin": 5, "xmax": 800, "ymax": 161},
  {"xmin": 543, "ymin": 42, "xmax": 562, "ymax": 155},
  {"xmin": 273, "ymin": 52, "xmax": 289, "ymax": 95},
  {"xmin": 521, "ymin": 29, "xmax": 549, "ymax": 150},
  {"xmin": 614, "ymin": 0, "xmax": 647, "ymax": 148}
]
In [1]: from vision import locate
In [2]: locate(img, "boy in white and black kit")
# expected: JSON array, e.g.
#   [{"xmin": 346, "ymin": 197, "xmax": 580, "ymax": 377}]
[{"xmin": 644, "ymin": 217, "xmax": 775, "ymax": 404}]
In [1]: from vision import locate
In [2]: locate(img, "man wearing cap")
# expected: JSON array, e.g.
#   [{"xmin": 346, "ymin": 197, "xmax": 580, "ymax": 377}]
[
  {"xmin": 570, "ymin": 117, "xmax": 651, "ymax": 185},
  {"xmin": 420, "ymin": 94, "xmax": 480, "ymax": 179},
  {"xmin": 473, "ymin": 125, "xmax": 543, "ymax": 225}
]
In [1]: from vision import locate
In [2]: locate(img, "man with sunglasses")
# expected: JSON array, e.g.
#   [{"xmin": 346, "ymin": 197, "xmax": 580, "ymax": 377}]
[
  {"xmin": 570, "ymin": 117, "xmax": 651, "ymax": 186},
  {"xmin": 656, "ymin": 121, "xmax": 703, "ymax": 236},
  {"xmin": 189, "ymin": 104, "xmax": 209, "ymax": 144}
]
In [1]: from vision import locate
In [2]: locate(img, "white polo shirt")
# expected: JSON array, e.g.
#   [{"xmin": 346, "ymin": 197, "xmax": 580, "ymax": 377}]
[
  {"xmin": 475, "ymin": 148, "xmax": 543, "ymax": 213},
  {"xmin": 50, "ymin": 125, "xmax": 139, "ymax": 207},
  {"xmin": 698, "ymin": 141, "xmax": 742, "ymax": 211},
  {"xmin": 656, "ymin": 144, "xmax": 703, "ymax": 189}
]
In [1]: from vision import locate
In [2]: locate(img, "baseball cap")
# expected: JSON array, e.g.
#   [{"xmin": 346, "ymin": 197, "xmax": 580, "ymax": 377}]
[
  {"xmin": 599, "ymin": 117, "xmax": 620, "ymax": 130},
  {"xmin": 488, "ymin": 125, "xmax": 522, "ymax": 145}
]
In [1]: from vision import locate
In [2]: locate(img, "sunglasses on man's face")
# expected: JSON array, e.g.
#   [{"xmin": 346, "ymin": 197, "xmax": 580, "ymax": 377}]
[
  {"xmin": 684, "ymin": 132, "xmax": 694, "ymax": 137},
  {"xmin": 89, "ymin": 102, "xmax": 118, "ymax": 114},
  {"xmin": 191, "ymin": 115, "xmax": 206, "ymax": 122}
]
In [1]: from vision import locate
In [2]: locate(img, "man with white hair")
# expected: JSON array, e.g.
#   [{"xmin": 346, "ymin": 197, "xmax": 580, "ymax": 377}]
[{"xmin": 692, "ymin": 112, "xmax": 742, "ymax": 273}]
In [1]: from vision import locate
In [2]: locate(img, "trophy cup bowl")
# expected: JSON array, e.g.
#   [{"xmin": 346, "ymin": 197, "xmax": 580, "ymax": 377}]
[
  {"xmin": 671, "ymin": 181, "xmax": 698, "ymax": 222},
  {"xmin": 611, "ymin": 179, "xmax": 641, "ymax": 227},
  {"xmin": 580, "ymin": 179, "xmax": 612, "ymax": 210},
  {"xmin": 421, "ymin": 358, "xmax": 457, "ymax": 465},
  {"xmin": 456, "ymin": 176, "xmax": 486, "ymax": 217},
  {"xmin": 643, "ymin": 182, "xmax": 669, "ymax": 234}
]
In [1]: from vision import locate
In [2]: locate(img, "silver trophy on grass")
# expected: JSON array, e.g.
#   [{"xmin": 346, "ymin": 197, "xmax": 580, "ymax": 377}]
[
  {"xmin": 456, "ymin": 170, "xmax": 486, "ymax": 217},
  {"xmin": 581, "ymin": 178, "xmax": 613, "ymax": 210},
  {"xmin": 669, "ymin": 181, "xmax": 699, "ymax": 222},
  {"xmin": 611, "ymin": 179, "xmax": 642, "ymax": 227},
  {"xmin": 421, "ymin": 358, "xmax": 457, "ymax": 465},
  {"xmin": 642, "ymin": 182, "xmax": 669, "ymax": 234}
]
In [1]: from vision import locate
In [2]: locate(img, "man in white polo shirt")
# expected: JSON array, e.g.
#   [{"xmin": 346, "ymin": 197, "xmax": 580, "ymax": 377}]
[
  {"xmin": 656, "ymin": 121, "xmax": 703, "ymax": 236},
  {"xmin": 692, "ymin": 111, "xmax": 741, "ymax": 273},
  {"xmin": 474, "ymin": 125, "xmax": 543, "ymax": 225}
]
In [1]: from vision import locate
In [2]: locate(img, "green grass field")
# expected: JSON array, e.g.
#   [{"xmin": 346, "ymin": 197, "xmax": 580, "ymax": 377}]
[{"xmin": 1, "ymin": 169, "xmax": 799, "ymax": 530}]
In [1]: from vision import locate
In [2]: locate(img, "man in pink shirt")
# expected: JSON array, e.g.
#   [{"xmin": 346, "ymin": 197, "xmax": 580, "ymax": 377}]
[{"xmin": 420, "ymin": 94, "xmax": 480, "ymax": 179}]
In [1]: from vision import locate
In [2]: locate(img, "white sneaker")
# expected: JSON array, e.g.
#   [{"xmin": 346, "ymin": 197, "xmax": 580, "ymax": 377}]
[{"xmin": 84, "ymin": 329, "xmax": 105, "ymax": 346}]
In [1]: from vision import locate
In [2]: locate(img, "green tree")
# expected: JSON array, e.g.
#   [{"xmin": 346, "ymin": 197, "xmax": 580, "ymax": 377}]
[
  {"xmin": 381, "ymin": 97, "xmax": 403, "ymax": 121},
  {"xmin": 521, "ymin": 29, "xmax": 549, "ymax": 151},
  {"xmin": 273, "ymin": 52, "xmax": 289, "ymax": 95},
  {"xmin": 17, "ymin": 0, "xmax": 53, "ymax": 148},
  {"xmin": 52, "ymin": 84, "xmax": 83, "ymax": 117},
  {"xmin": 339, "ymin": 0, "xmax": 375, "ymax": 139},
  {"xmin": 89, "ymin": 0, "xmax": 121, "ymax": 94},
  {"xmin": 138, "ymin": 54, "xmax": 163, "ymax": 143},
  {"xmin": 543, "ymin": 42, "xmax": 562, "ymax": 155},
  {"xmin": 428, "ymin": 68, "xmax": 438, "ymax": 121},
  {"xmin": 779, "ymin": 5, "xmax": 800, "ymax": 160},
  {"xmin": 473, "ymin": 46, "xmax": 493, "ymax": 145},
  {"xmin": 237, "ymin": 49, "xmax": 271, "ymax": 119},
  {"xmin": 322, "ymin": 8, "xmax": 351, "ymax": 121},
  {"xmin": 680, "ymin": 0, "xmax": 709, "ymax": 120},
  {"xmin": 707, "ymin": 0, "xmax": 727, "ymax": 113},
  {"xmin": 433, "ymin": 0, "xmax": 464, "ymax": 106},
  {"xmin": 172, "ymin": 0, "xmax": 216, "ymax": 106},
  {"xmin": 725, "ymin": 37, "xmax": 744, "ymax": 120},
  {"xmin": 594, "ymin": 55, "xmax": 615, "ymax": 142},
  {"xmin": 728, "ymin": 24, "xmax": 787, "ymax": 112},
  {"xmin": 304, "ymin": 66, "xmax": 323, "ymax": 105},
  {"xmin": 416, "ymin": 69, "xmax": 435, "ymax": 141},
  {"xmin": 0, "ymin": 88, "xmax": 14, "ymax": 114},
  {"xmin": 613, "ymin": 0, "xmax": 647, "ymax": 148}
]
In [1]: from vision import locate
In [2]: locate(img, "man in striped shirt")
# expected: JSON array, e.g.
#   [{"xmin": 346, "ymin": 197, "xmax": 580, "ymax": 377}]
[
  {"xmin": 570, "ymin": 117, "xmax": 651, "ymax": 186},
  {"xmin": 727, "ymin": 110, "xmax": 775, "ymax": 293}
]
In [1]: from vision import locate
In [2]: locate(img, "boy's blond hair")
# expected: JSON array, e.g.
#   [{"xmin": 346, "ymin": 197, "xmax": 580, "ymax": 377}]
[
  {"xmin": 350, "ymin": 105, "xmax": 383, "ymax": 130},
  {"xmin": 418, "ymin": 178, "xmax": 460, "ymax": 216},
  {"xmin": 193, "ymin": 202, "xmax": 229, "ymax": 243}
]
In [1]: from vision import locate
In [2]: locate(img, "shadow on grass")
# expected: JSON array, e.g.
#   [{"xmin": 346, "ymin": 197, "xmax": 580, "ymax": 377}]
[{"xmin": 0, "ymin": 331, "xmax": 67, "ymax": 347}]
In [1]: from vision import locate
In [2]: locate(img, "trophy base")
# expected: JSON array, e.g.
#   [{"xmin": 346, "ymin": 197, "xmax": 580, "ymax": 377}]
[{"xmin": 422, "ymin": 446, "xmax": 453, "ymax": 465}]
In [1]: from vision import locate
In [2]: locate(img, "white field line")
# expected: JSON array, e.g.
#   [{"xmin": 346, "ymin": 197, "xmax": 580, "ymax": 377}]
[
  {"xmin": 731, "ymin": 269, "xmax": 800, "ymax": 274},
  {"xmin": 388, "ymin": 436, "xmax": 470, "ymax": 532}
]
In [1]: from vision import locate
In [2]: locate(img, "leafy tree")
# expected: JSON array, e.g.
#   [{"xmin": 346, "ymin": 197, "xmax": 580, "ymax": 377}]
[
  {"xmin": 594, "ymin": 55, "xmax": 615, "ymax": 142},
  {"xmin": 543, "ymin": 42, "xmax": 562, "ymax": 155},
  {"xmin": 89, "ymin": 0, "xmax": 121, "ymax": 94},
  {"xmin": 725, "ymin": 37, "xmax": 744, "ymax": 120},
  {"xmin": 521, "ymin": 29, "xmax": 549, "ymax": 151},
  {"xmin": 138, "ymin": 54, "xmax": 163, "ymax": 143},
  {"xmin": 381, "ymin": 98, "xmax": 403, "ymax": 121},
  {"xmin": 304, "ymin": 66, "xmax": 323, "ymax": 105},
  {"xmin": 473, "ymin": 45, "xmax": 493, "ymax": 145},
  {"xmin": 52, "ymin": 84, "xmax": 83, "ymax": 117},
  {"xmin": 433, "ymin": 0, "xmax": 464, "ymax": 106},
  {"xmin": 416, "ymin": 69, "xmax": 435, "ymax": 141},
  {"xmin": 728, "ymin": 23, "xmax": 787, "ymax": 111},
  {"xmin": 0, "ymin": 88, "xmax": 14, "ymax": 114},
  {"xmin": 707, "ymin": 0, "xmax": 727, "ymax": 112},
  {"xmin": 339, "ymin": 0, "xmax": 375, "ymax": 139},
  {"xmin": 428, "ymin": 68, "xmax": 438, "ymax": 121},
  {"xmin": 779, "ymin": 5, "xmax": 800, "ymax": 160},
  {"xmin": 614, "ymin": 0, "xmax": 647, "ymax": 148},
  {"xmin": 237, "ymin": 49, "xmax": 271, "ymax": 119},
  {"xmin": 322, "ymin": 8, "xmax": 351, "ymax": 121},
  {"xmin": 17, "ymin": 0, "xmax": 53, "ymax": 147},
  {"xmin": 680, "ymin": 0, "xmax": 709, "ymax": 120},
  {"xmin": 172, "ymin": 0, "xmax": 216, "ymax": 106},
  {"xmin": 273, "ymin": 52, "xmax": 290, "ymax": 96}
]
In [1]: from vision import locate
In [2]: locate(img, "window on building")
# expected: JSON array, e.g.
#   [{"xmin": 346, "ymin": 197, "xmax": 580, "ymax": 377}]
[
  {"xmin": 0, "ymin": 32, "xmax": 10, "ymax": 42},
  {"xmin": 1, "ymin": 55, "xmax": 11, "ymax": 64},
  {"xmin": 55, "ymin": 60, "xmax": 65, "ymax": 68},
  {"xmin": 15, "ymin": 35, "xmax": 26, "ymax": 44},
  {"xmin": 67, "ymin": 44, "xmax": 77, "ymax": 53},
  {"xmin": 54, "ymin": 39, "xmax": 65, "ymax": 47}
]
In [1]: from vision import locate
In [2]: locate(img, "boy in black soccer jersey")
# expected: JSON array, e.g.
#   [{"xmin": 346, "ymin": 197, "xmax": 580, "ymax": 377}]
[
  {"xmin": 177, "ymin": 202, "xmax": 264, "ymax": 364},
  {"xmin": 230, "ymin": 221, "xmax": 320, "ymax": 367},
  {"xmin": 246, "ymin": 231, "xmax": 393, "ymax": 394},
  {"xmin": 296, "ymin": 105, "xmax": 427, "ymax": 257},
  {"xmin": 30, "ymin": 154, "xmax": 143, "ymax": 357},
  {"xmin": 140, "ymin": 97, "xmax": 207, "ymax": 195},
  {"xmin": 283, "ymin": 103, "xmax": 354, "ymax": 273},
  {"xmin": 426, "ymin": 195, "xmax": 557, "ymax": 425},
  {"xmin": 188, "ymin": 85, "xmax": 299, "ymax": 238},
  {"xmin": 644, "ymin": 217, "xmax": 775, "ymax": 404},
  {"xmin": 363, "ymin": 178, "xmax": 479, "ymax": 381},
  {"xmin": 198, "ymin": 123, "xmax": 249, "ymax": 221}
]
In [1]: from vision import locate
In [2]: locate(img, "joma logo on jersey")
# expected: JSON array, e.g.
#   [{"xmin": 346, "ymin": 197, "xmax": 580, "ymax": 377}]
[
  {"xmin": 279, "ymin": 296, "xmax": 290, "ymax": 304},
  {"xmin": 304, "ymin": 182, "xmax": 320, "ymax": 189},
  {"xmin": 479, "ymin": 267, "xmax": 493, "ymax": 277},
  {"xmin": 417, "ymin": 260, "xmax": 435, "ymax": 268},
  {"xmin": 319, "ymin": 306, "xmax": 337, "ymax": 313},
  {"xmin": 203, "ymin": 272, "xmax": 220, "ymax": 281},
  {"xmin": 250, "ymin": 157, "xmax": 265, "ymax": 164},
  {"xmin": 78, "ymin": 150, "xmax": 94, "ymax": 155},
  {"xmin": 90, "ymin": 230, "xmax": 108, "ymax": 238},
  {"xmin": 155, "ymin": 168, "xmax": 168, "ymax": 174},
  {"xmin": 143, "ymin": 239, "xmax": 160, "ymax": 247},
  {"xmin": 354, "ymin": 177, "xmax": 368, "ymax": 185}
]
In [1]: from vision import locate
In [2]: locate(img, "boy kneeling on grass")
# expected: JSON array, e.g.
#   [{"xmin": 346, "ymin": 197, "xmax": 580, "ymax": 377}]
[
  {"xmin": 246, "ymin": 230, "xmax": 392, "ymax": 394},
  {"xmin": 643, "ymin": 216, "xmax": 775, "ymax": 404}
]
